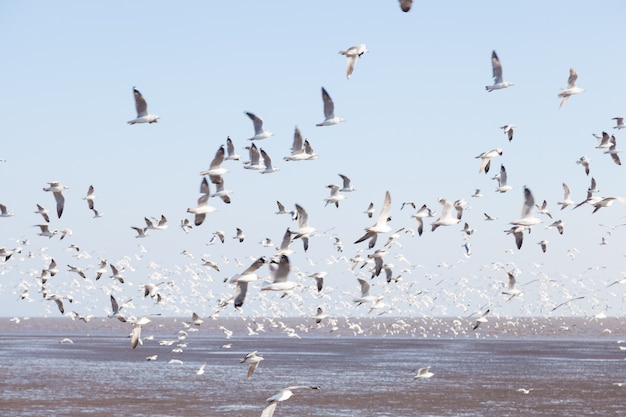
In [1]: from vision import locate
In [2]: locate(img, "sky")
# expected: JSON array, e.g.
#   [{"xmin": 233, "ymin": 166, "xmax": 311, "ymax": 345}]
[{"xmin": 1, "ymin": 1, "xmax": 626, "ymax": 320}]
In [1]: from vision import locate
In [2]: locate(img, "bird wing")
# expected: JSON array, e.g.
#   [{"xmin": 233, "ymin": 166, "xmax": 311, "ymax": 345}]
[
  {"xmin": 133, "ymin": 88, "xmax": 148, "ymax": 117},
  {"xmin": 321, "ymin": 87, "xmax": 335, "ymax": 119}
]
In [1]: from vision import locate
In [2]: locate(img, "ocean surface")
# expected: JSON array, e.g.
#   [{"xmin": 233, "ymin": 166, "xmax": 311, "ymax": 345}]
[{"xmin": 1, "ymin": 317, "xmax": 625, "ymax": 417}]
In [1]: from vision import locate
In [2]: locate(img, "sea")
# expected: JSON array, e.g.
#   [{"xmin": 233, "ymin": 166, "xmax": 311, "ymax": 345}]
[{"xmin": 1, "ymin": 316, "xmax": 625, "ymax": 417}]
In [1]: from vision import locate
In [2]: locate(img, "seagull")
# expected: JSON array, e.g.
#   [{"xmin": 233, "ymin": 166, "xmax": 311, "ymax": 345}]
[
  {"xmin": 472, "ymin": 189, "xmax": 483, "ymax": 198},
  {"xmin": 199, "ymin": 145, "xmax": 229, "ymax": 184},
  {"xmin": 180, "ymin": 218, "xmax": 193, "ymax": 233},
  {"xmin": 260, "ymin": 149, "xmax": 279, "ymax": 174},
  {"xmin": 502, "ymin": 271, "xmax": 522, "ymax": 300},
  {"xmin": 414, "ymin": 366, "xmax": 434, "ymax": 379},
  {"xmin": 110, "ymin": 264, "xmax": 125, "ymax": 283},
  {"xmin": 576, "ymin": 155, "xmax": 591, "ymax": 176},
  {"xmin": 187, "ymin": 178, "xmax": 216, "ymax": 226},
  {"xmin": 275, "ymin": 201, "xmax": 289, "ymax": 215},
  {"xmin": 500, "ymin": 124, "xmax": 515, "ymax": 142},
  {"xmin": 558, "ymin": 68, "xmax": 585, "ymax": 108},
  {"xmin": 510, "ymin": 187, "xmax": 542, "ymax": 229},
  {"xmin": 82, "ymin": 185, "xmax": 96, "ymax": 210},
  {"xmin": 243, "ymin": 143, "xmax": 266, "ymax": 170},
  {"xmin": 127, "ymin": 87, "xmax": 159, "ymax": 124},
  {"xmin": 240, "ymin": 351, "xmax": 264, "ymax": 378},
  {"xmin": 484, "ymin": 212, "xmax": 497, "ymax": 221},
  {"xmin": 535, "ymin": 200, "xmax": 552, "ymax": 219},
  {"xmin": 262, "ymin": 254, "xmax": 297, "ymax": 293},
  {"xmin": 245, "ymin": 112, "xmax": 273, "ymax": 141},
  {"xmin": 604, "ymin": 136, "xmax": 622, "ymax": 165},
  {"xmin": 292, "ymin": 204, "xmax": 316, "ymax": 252},
  {"xmin": 67, "ymin": 264, "xmax": 86, "ymax": 279},
  {"xmin": 538, "ymin": 240, "xmax": 549, "ymax": 253},
  {"xmin": 94, "ymin": 260, "xmax": 107, "ymax": 280},
  {"xmin": 353, "ymin": 277, "xmax": 382, "ymax": 305},
  {"xmin": 131, "ymin": 226, "xmax": 149, "ymax": 238},
  {"xmin": 225, "ymin": 136, "xmax": 240, "ymax": 160},
  {"xmin": 309, "ymin": 272, "xmax": 327, "ymax": 292},
  {"xmin": 34, "ymin": 204, "xmax": 50, "ymax": 222},
  {"xmin": 145, "ymin": 215, "xmax": 168, "ymax": 231},
  {"xmin": 0, "ymin": 204, "xmax": 14, "ymax": 218},
  {"xmin": 504, "ymin": 225, "xmax": 527, "ymax": 250},
  {"xmin": 338, "ymin": 43, "xmax": 367, "ymax": 79},
  {"xmin": 364, "ymin": 202, "xmax": 375, "ymax": 218},
  {"xmin": 472, "ymin": 310, "xmax": 490, "ymax": 330},
  {"xmin": 558, "ymin": 183, "xmax": 575, "ymax": 210},
  {"xmin": 494, "ymin": 164, "xmax": 512, "ymax": 193},
  {"xmin": 261, "ymin": 385, "xmax": 320, "ymax": 417},
  {"xmin": 338, "ymin": 174, "xmax": 356, "ymax": 192},
  {"xmin": 613, "ymin": 117, "xmax": 625, "ymax": 130},
  {"xmin": 316, "ymin": 87, "xmax": 344, "ymax": 126},
  {"xmin": 43, "ymin": 181, "xmax": 68, "ymax": 218},
  {"xmin": 211, "ymin": 180, "xmax": 232, "ymax": 204},
  {"xmin": 196, "ymin": 362, "xmax": 206, "ymax": 375},
  {"xmin": 476, "ymin": 148, "xmax": 503, "ymax": 174},
  {"xmin": 284, "ymin": 126, "xmax": 317, "ymax": 161},
  {"xmin": 431, "ymin": 198, "xmax": 460, "ymax": 231},
  {"xmin": 35, "ymin": 224, "xmax": 58, "ymax": 239},
  {"xmin": 229, "ymin": 256, "xmax": 266, "ymax": 308},
  {"xmin": 595, "ymin": 131, "xmax": 614, "ymax": 149},
  {"xmin": 355, "ymin": 191, "xmax": 392, "ymax": 248},
  {"xmin": 399, "ymin": 0, "xmax": 413, "ymax": 12},
  {"xmin": 314, "ymin": 306, "xmax": 328, "ymax": 323},
  {"xmin": 324, "ymin": 185, "xmax": 345, "ymax": 208},
  {"xmin": 546, "ymin": 219, "xmax": 565, "ymax": 235},
  {"xmin": 485, "ymin": 50, "xmax": 513, "ymax": 92},
  {"xmin": 411, "ymin": 204, "xmax": 435, "ymax": 236},
  {"xmin": 128, "ymin": 314, "xmax": 161, "ymax": 349},
  {"xmin": 234, "ymin": 227, "xmax": 245, "ymax": 242}
]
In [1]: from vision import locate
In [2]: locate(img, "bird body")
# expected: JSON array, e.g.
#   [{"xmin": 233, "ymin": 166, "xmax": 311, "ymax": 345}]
[{"xmin": 128, "ymin": 87, "xmax": 159, "ymax": 124}]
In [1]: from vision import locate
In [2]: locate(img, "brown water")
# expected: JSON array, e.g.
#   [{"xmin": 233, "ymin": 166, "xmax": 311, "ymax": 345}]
[{"xmin": 1, "ymin": 317, "xmax": 625, "ymax": 417}]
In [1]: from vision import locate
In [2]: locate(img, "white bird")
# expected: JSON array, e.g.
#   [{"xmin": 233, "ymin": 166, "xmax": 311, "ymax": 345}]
[
  {"xmin": 510, "ymin": 187, "xmax": 542, "ymax": 228},
  {"xmin": 316, "ymin": 87, "xmax": 344, "ymax": 126},
  {"xmin": 364, "ymin": 202, "xmax": 375, "ymax": 218},
  {"xmin": 0, "ymin": 204, "xmax": 14, "ymax": 218},
  {"xmin": 229, "ymin": 256, "xmax": 266, "ymax": 308},
  {"xmin": 535, "ymin": 200, "xmax": 552, "ymax": 219},
  {"xmin": 324, "ymin": 184, "xmax": 345, "ymax": 208},
  {"xmin": 485, "ymin": 50, "xmax": 513, "ymax": 92},
  {"xmin": 200, "ymin": 145, "xmax": 229, "ymax": 183},
  {"xmin": 145, "ymin": 215, "xmax": 168, "ymax": 231},
  {"xmin": 187, "ymin": 178, "xmax": 216, "ymax": 226},
  {"xmin": 35, "ymin": 224, "xmax": 58, "ymax": 239},
  {"xmin": 546, "ymin": 219, "xmax": 565, "ymax": 235},
  {"xmin": 245, "ymin": 112, "xmax": 273, "ymax": 141},
  {"xmin": 484, "ymin": 212, "xmax": 497, "ymax": 221},
  {"xmin": 472, "ymin": 189, "xmax": 483, "ymax": 198},
  {"xmin": 131, "ymin": 226, "xmax": 148, "ymax": 238},
  {"xmin": 34, "ymin": 204, "xmax": 50, "ymax": 222},
  {"xmin": 67, "ymin": 264, "xmax": 86, "ymax": 279},
  {"xmin": 82, "ymin": 185, "xmax": 96, "ymax": 210},
  {"xmin": 500, "ymin": 124, "xmax": 515, "ymax": 141},
  {"xmin": 233, "ymin": 227, "xmax": 245, "ymax": 242},
  {"xmin": 558, "ymin": 68, "xmax": 585, "ymax": 108},
  {"xmin": 109, "ymin": 264, "xmax": 125, "ymax": 283},
  {"xmin": 261, "ymin": 385, "xmax": 320, "ymax": 417},
  {"xmin": 240, "ymin": 351, "xmax": 264, "ymax": 378},
  {"xmin": 292, "ymin": 204, "xmax": 316, "ymax": 252},
  {"xmin": 414, "ymin": 366, "xmax": 434, "ymax": 379},
  {"xmin": 338, "ymin": 43, "xmax": 367, "ymax": 79},
  {"xmin": 243, "ymin": 143, "xmax": 266, "ymax": 170},
  {"xmin": 494, "ymin": 164, "xmax": 512, "ymax": 193},
  {"xmin": 260, "ymin": 149, "xmax": 279, "ymax": 174},
  {"xmin": 196, "ymin": 362, "xmax": 206, "ymax": 375},
  {"xmin": 604, "ymin": 136, "xmax": 622, "ymax": 166},
  {"xmin": 504, "ymin": 225, "xmax": 527, "ymax": 250},
  {"xmin": 502, "ymin": 271, "xmax": 522, "ymax": 300},
  {"xmin": 127, "ymin": 87, "xmax": 159, "ymax": 124},
  {"xmin": 128, "ymin": 314, "xmax": 161, "ymax": 349},
  {"xmin": 262, "ymin": 254, "xmax": 297, "ymax": 293},
  {"xmin": 431, "ymin": 198, "xmax": 460, "ymax": 231},
  {"xmin": 43, "ymin": 181, "xmax": 68, "ymax": 218},
  {"xmin": 338, "ymin": 174, "xmax": 356, "ymax": 192},
  {"xmin": 355, "ymin": 191, "xmax": 392, "ymax": 248},
  {"xmin": 284, "ymin": 127, "xmax": 318, "ymax": 161},
  {"xmin": 557, "ymin": 183, "xmax": 575, "ymax": 210},
  {"xmin": 353, "ymin": 277, "xmax": 382, "ymax": 305},
  {"xmin": 225, "ymin": 136, "xmax": 240, "ymax": 160},
  {"xmin": 411, "ymin": 204, "xmax": 435, "ymax": 236},
  {"xmin": 476, "ymin": 148, "xmax": 503, "ymax": 174},
  {"xmin": 575, "ymin": 156, "xmax": 591, "ymax": 179},
  {"xmin": 613, "ymin": 117, "xmax": 625, "ymax": 130},
  {"xmin": 180, "ymin": 218, "xmax": 193, "ymax": 233},
  {"xmin": 472, "ymin": 310, "xmax": 490, "ymax": 330},
  {"xmin": 538, "ymin": 240, "xmax": 549, "ymax": 253}
]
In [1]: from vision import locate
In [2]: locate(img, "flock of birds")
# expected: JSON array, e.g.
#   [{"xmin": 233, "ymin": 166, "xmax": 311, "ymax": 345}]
[{"xmin": 2, "ymin": 3, "xmax": 626, "ymax": 415}]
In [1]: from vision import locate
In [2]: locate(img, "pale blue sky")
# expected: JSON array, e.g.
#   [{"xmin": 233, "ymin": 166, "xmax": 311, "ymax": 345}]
[{"xmin": 1, "ymin": 2, "xmax": 625, "ymax": 320}]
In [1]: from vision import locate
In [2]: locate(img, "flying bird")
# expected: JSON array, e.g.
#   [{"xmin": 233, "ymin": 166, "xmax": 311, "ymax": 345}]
[
  {"xmin": 558, "ymin": 68, "xmax": 585, "ymax": 108},
  {"xmin": 240, "ymin": 351, "xmax": 264, "ymax": 378},
  {"xmin": 355, "ymin": 191, "xmax": 392, "ymax": 248},
  {"xmin": 127, "ymin": 87, "xmax": 159, "ymax": 124},
  {"xmin": 43, "ymin": 181, "xmax": 68, "ymax": 218},
  {"xmin": 485, "ymin": 50, "xmax": 513, "ymax": 92},
  {"xmin": 316, "ymin": 87, "xmax": 344, "ymax": 126},
  {"xmin": 245, "ymin": 112, "xmax": 273, "ymax": 141},
  {"xmin": 338, "ymin": 43, "xmax": 367, "ymax": 79},
  {"xmin": 476, "ymin": 148, "xmax": 503, "ymax": 174},
  {"xmin": 500, "ymin": 124, "xmax": 515, "ymax": 141}
]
